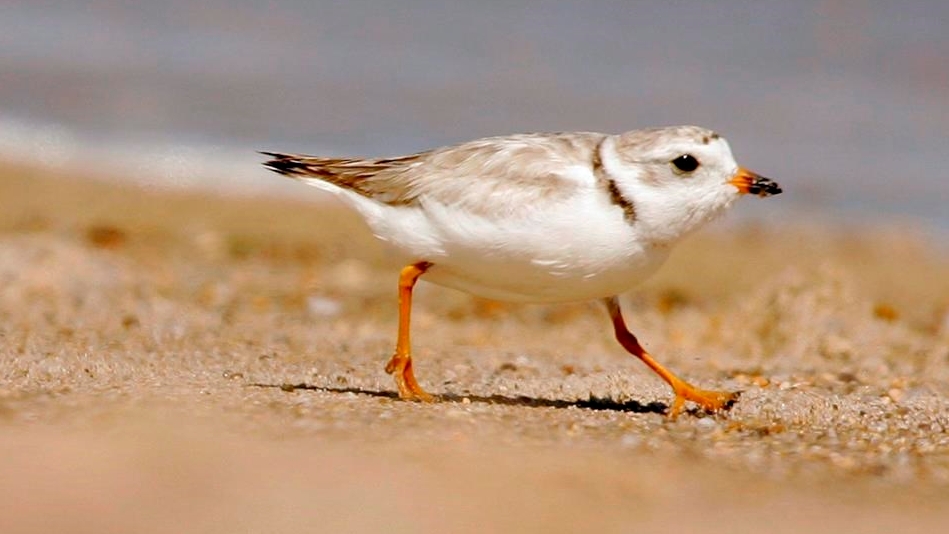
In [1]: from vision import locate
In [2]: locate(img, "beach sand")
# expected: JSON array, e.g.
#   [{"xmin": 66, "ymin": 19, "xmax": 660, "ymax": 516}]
[{"xmin": 2, "ymin": 164, "xmax": 948, "ymax": 533}]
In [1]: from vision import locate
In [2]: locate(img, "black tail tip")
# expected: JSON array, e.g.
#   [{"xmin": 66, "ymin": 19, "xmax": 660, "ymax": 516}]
[{"xmin": 260, "ymin": 151, "xmax": 304, "ymax": 175}]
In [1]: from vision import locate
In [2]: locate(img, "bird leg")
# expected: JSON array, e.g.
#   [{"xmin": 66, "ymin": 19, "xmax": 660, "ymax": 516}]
[
  {"xmin": 385, "ymin": 262, "xmax": 435, "ymax": 401},
  {"xmin": 603, "ymin": 296, "xmax": 738, "ymax": 419}
]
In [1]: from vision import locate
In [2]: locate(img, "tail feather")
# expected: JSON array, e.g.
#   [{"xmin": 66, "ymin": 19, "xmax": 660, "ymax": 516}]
[
  {"xmin": 260, "ymin": 151, "xmax": 319, "ymax": 177},
  {"xmin": 260, "ymin": 150, "xmax": 425, "ymax": 206},
  {"xmin": 260, "ymin": 151, "xmax": 399, "ymax": 179}
]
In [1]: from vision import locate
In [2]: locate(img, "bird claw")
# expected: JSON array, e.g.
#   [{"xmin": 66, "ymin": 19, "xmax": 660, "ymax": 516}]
[
  {"xmin": 667, "ymin": 386, "xmax": 740, "ymax": 419},
  {"xmin": 386, "ymin": 353, "xmax": 435, "ymax": 402}
]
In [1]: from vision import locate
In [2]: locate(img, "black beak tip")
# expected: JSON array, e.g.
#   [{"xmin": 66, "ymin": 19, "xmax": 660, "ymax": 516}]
[{"xmin": 748, "ymin": 178, "xmax": 782, "ymax": 197}]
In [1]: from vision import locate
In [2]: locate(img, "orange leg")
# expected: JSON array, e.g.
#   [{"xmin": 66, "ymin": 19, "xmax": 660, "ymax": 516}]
[
  {"xmin": 603, "ymin": 297, "xmax": 738, "ymax": 419},
  {"xmin": 384, "ymin": 262, "xmax": 435, "ymax": 402}
]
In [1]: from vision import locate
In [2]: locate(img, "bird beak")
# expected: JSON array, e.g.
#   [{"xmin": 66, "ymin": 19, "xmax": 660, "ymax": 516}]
[{"xmin": 728, "ymin": 167, "xmax": 782, "ymax": 197}]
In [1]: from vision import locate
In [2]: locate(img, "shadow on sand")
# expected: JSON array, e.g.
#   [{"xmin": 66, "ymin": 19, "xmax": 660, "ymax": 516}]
[{"xmin": 249, "ymin": 382, "xmax": 668, "ymax": 415}]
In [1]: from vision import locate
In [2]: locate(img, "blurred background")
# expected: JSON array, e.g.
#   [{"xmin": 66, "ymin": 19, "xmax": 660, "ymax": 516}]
[{"xmin": 1, "ymin": 1, "xmax": 946, "ymax": 230}]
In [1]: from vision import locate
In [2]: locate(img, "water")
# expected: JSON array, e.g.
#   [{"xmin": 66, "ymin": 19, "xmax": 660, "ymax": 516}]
[{"xmin": 1, "ymin": 1, "xmax": 947, "ymax": 229}]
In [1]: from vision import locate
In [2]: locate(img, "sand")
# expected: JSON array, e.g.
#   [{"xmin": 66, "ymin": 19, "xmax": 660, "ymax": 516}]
[{"xmin": 1, "ymin": 163, "xmax": 949, "ymax": 533}]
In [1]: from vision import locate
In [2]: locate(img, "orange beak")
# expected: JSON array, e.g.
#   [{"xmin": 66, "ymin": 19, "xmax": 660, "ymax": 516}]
[{"xmin": 728, "ymin": 167, "xmax": 782, "ymax": 197}]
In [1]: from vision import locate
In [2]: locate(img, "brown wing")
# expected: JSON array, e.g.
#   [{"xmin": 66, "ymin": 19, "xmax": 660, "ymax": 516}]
[{"xmin": 261, "ymin": 132, "xmax": 606, "ymax": 213}]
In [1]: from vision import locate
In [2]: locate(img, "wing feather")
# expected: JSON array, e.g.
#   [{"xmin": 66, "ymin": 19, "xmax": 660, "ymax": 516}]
[{"xmin": 261, "ymin": 132, "xmax": 606, "ymax": 214}]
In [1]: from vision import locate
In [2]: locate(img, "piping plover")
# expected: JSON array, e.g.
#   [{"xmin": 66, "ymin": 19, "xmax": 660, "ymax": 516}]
[{"xmin": 262, "ymin": 126, "xmax": 781, "ymax": 418}]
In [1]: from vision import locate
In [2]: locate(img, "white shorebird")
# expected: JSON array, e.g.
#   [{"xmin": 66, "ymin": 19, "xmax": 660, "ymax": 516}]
[{"xmin": 263, "ymin": 126, "xmax": 781, "ymax": 417}]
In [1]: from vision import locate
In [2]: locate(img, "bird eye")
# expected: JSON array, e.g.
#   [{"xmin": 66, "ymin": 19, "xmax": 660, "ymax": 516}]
[{"xmin": 671, "ymin": 154, "xmax": 700, "ymax": 174}]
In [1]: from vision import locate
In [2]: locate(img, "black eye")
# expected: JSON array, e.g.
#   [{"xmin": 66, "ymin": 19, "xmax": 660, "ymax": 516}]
[{"xmin": 671, "ymin": 154, "xmax": 700, "ymax": 173}]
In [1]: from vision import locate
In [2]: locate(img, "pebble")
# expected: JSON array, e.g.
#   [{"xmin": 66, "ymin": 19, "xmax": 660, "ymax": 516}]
[
  {"xmin": 887, "ymin": 388, "xmax": 904, "ymax": 403},
  {"xmin": 695, "ymin": 417, "xmax": 718, "ymax": 431},
  {"xmin": 307, "ymin": 296, "xmax": 342, "ymax": 317}
]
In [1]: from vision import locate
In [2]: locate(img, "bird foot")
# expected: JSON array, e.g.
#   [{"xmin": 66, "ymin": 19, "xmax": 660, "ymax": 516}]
[
  {"xmin": 667, "ymin": 383, "xmax": 740, "ymax": 420},
  {"xmin": 385, "ymin": 353, "xmax": 435, "ymax": 402}
]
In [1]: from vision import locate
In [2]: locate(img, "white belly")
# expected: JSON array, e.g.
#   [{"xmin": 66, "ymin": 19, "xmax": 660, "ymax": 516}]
[
  {"xmin": 421, "ymin": 249, "xmax": 668, "ymax": 303},
  {"xmin": 362, "ymin": 194, "xmax": 670, "ymax": 303}
]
